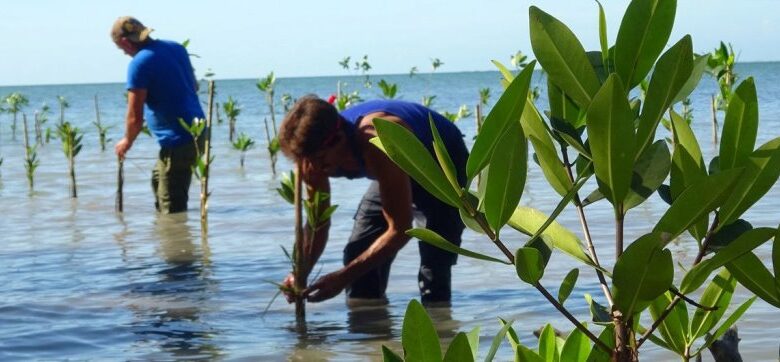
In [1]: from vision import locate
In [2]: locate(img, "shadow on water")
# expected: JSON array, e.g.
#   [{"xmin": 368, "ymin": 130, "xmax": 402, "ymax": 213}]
[{"xmin": 122, "ymin": 213, "xmax": 222, "ymax": 360}]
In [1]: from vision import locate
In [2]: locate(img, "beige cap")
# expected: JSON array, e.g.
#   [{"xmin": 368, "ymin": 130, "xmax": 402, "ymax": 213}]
[{"xmin": 111, "ymin": 16, "xmax": 153, "ymax": 43}]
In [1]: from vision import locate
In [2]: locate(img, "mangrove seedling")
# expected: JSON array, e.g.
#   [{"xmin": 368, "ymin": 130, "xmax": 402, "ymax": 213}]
[
  {"xmin": 93, "ymin": 95, "xmax": 112, "ymax": 151},
  {"xmin": 3, "ymin": 92, "xmax": 29, "ymax": 140},
  {"xmin": 275, "ymin": 168, "xmax": 338, "ymax": 322},
  {"xmin": 479, "ymin": 87, "xmax": 491, "ymax": 106},
  {"xmin": 355, "ymin": 55, "xmax": 372, "ymax": 87},
  {"xmin": 421, "ymin": 95, "xmax": 436, "ymax": 108},
  {"xmin": 263, "ymin": 117, "xmax": 280, "ymax": 176},
  {"xmin": 377, "ymin": 79, "xmax": 398, "ymax": 99},
  {"xmin": 441, "ymin": 104, "xmax": 472, "ymax": 122},
  {"xmin": 231, "ymin": 132, "xmax": 255, "ymax": 168},
  {"xmin": 223, "ymin": 96, "xmax": 241, "ymax": 142},
  {"xmin": 257, "ymin": 72, "xmax": 280, "ymax": 175},
  {"xmin": 56, "ymin": 121, "xmax": 83, "ymax": 198},
  {"xmin": 280, "ymin": 93, "xmax": 294, "ymax": 114},
  {"xmin": 707, "ymin": 41, "xmax": 738, "ymax": 144},
  {"xmin": 22, "ymin": 114, "xmax": 39, "ymax": 192},
  {"xmin": 56, "ymin": 95, "xmax": 69, "ymax": 126},
  {"xmin": 409, "ymin": 66, "xmax": 418, "ymax": 78},
  {"xmin": 375, "ymin": 1, "xmax": 780, "ymax": 360}
]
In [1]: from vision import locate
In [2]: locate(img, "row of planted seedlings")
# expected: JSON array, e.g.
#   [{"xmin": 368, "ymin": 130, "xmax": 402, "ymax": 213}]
[{"xmin": 368, "ymin": 0, "xmax": 780, "ymax": 361}]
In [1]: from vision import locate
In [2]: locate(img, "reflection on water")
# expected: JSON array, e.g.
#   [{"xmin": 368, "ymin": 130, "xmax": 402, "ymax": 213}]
[{"xmin": 123, "ymin": 214, "xmax": 221, "ymax": 360}]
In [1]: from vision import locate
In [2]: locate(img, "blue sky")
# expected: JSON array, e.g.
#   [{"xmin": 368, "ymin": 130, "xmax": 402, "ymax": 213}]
[{"xmin": 1, "ymin": 0, "xmax": 778, "ymax": 86}]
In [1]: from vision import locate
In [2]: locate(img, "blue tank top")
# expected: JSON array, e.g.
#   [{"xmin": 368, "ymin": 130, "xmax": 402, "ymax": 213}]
[{"xmin": 339, "ymin": 100, "xmax": 464, "ymax": 179}]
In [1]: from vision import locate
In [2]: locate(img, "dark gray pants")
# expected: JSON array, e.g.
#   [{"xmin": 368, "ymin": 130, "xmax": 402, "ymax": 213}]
[{"xmin": 343, "ymin": 137, "xmax": 468, "ymax": 303}]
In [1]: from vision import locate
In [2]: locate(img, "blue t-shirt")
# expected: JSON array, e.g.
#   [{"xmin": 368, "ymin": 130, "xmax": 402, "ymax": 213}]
[
  {"xmin": 127, "ymin": 39, "xmax": 205, "ymax": 147},
  {"xmin": 339, "ymin": 100, "xmax": 465, "ymax": 179}
]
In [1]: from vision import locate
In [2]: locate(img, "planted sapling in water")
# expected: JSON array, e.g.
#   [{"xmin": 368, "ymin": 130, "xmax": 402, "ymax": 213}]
[
  {"xmin": 231, "ymin": 132, "xmax": 255, "ymax": 168},
  {"xmin": 257, "ymin": 72, "xmax": 280, "ymax": 175},
  {"xmin": 56, "ymin": 121, "xmax": 83, "ymax": 198},
  {"xmin": 3, "ymin": 92, "xmax": 29, "ymax": 140},
  {"xmin": 222, "ymin": 96, "xmax": 241, "ymax": 142},
  {"xmin": 22, "ymin": 114, "xmax": 39, "ymax": 192},
  {"xmin": 93, "ymin": 95, "xmax": 112, "ymax": 151},
  {"xmin": 377, "ymin": 79, "xmax": 398, "ymax": 99}
]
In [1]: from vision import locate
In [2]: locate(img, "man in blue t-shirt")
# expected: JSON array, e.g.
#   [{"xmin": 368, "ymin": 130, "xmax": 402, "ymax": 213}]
[{"xmin": 111, "ymin": 16, "xmax": 205, "ymax": 213}]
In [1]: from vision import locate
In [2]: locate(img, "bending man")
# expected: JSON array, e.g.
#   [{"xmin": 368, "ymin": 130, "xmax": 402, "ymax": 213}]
[{"xmin": 279, "ymin": 97, "xmax": 467, "ymax": 305}]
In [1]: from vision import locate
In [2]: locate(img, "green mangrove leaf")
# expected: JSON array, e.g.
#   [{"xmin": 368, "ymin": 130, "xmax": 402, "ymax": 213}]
[
  {"xmin": 381, "ymin": 345, "xmax": 403, "ymax": 362},
  {"xmin": 727, "ymin": 252, "xmax": 780, "ymax": 307},
  {"xmin": 521, "ymin": 97, "xmax": 572, "ymax": 196},
  {"xmin": 558, "ymin": 269, "xmax": 579, "ymax": 305},
  {"xmin": 585, "ymin": 325, "xmax": 615, "ymax": 362},
  {"xmin": 485, "ymin": 120, "xmax": 527, "ymax": 232},
  {"xmin": 582, "ymin": 188, "xmax": 604, "ymax": 207},
  {"xmin": 614, "ymin": 0, "xmax": 677, "ymax": 89},
  {"xmin": 597, "ymin": 1, "xmax": 610, "ymax": 73},
  {"xmin": 486, "ymin": 319, "xmax": 514, "ymax": 362},
  {"xmin": 613, "ymin": 232, "xmax": 673, "ymax": 316},
  {"xmin": 430, "ymin": 115, "xmax": 461, "ymax": 193},
  {"xmin": 467, "ymin": 62, "xmax": 534, "ymax": 179},
  {"xmin": 538, "ymin": 324, "xmax": 560, "ymax": 362},
  {"xmin": 690, "ymin": 269, "xmax": 735, "ymax": 341},
  {"xmin": 408, "ymin": 228, "xmax": 510, "ymax": 264},
  {"xmin": 638, "ymin": 324, "xmax": 675, "ymax": 352},
  {"xmin": 467, "ymin": 326, "xmax": 480, "ymax": 361},
  {"xmin": 636, "ymin": 35, "xmax": 693, "ymax": 155},
  {"xmin": 443, "ymin": 332, "xmax": 474, "ymax": 362},
  {"xmin": 719, "ymin": 77, "xmax": 759, "ymax": 171},
  {"xmin": 371, "ymin": 119, "xmax": 460, "ymax": 207},
  {"xmin": 529, "ymin": 6, "xmax": 600, "ymax": 108},
  {"xmin": 498, "ymin": 319, "xmax": 520, "ymax": 354},
  {"xmin": 669, "ymin": 110, "xmax": 708, "ymax": 240},
  {"xmin": 508, "ymin": 206, "xmax": 592, "ymax": 268},
  {"xmin": 718, "ymin": 137, "xmax": 780, "ymax": 229},
  {"xmin": 491, "ymin": 60, "xmax": 516, "ymax": 84},
  {"xmin": 775, "ymin": 232, "xmax": 780, "ymax": 287},
  {"xmin": 516, "ymin": 345, "xmax": 544, "ymax": 362},
  {"xmin": 550, "ymin": 116, "xmax": 589, "ymax": 158},
  {"xmin": 698, "ymin": 297, "xmax": 756, "ymax": 355},
  {"xmin": 671, "ymin": 54, "xmax": 710, "ymax": 105},
  {"xmin": 515, "ymin": 247, "xmax": 546, "ymax": 284},
  {"xmin": 586, "ymin": 73, "xmax": 636, "ymax": 207},
  {"xmin": 624, "ymin": 140, "xmax": 671, "ymax": 211},
  {"xmin": 561, "ymin": 326, "xmax": 590, "ymax": 362},
  {"xmin": 653, "ymin": 168, "xmax": 743, "ymax": 244},
  {"xmin": 648, "ymin": 292, "xmax": 688, "ymax": 355},
  {"xmin": 548, "ymin": 81, "xmax": 584, "ymax": 129},
  {"xmin": 401, "ymin": 299, "xmax": 442, "ymax": 362},
  {"xmin": 584, "ymin": 293, "xmax": 612, "ymax": 325},
  {"xmin": 708, "ymin": 219, "xmax": 753, "ymax": 252},
  {"xmin": 680, "ymin": 227, "xmax": 775, "ymax": 294}
]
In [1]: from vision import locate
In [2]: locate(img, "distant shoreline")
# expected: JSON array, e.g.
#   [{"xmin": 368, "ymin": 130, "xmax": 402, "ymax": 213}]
[{"xmin": 2, "ymin": 60, "xmax": 778, "ymax": 89}]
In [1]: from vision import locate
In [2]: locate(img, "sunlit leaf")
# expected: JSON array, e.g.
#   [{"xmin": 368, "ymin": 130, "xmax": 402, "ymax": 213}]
[
  {"xmin": 719, "ymin": 78, "xmax": 759, "ymax": 171},
  {"xmin": 529, "ymin": 7, "xmax": 600, "ymax": 108},
  {"xmin": 636, "ymin": 35, "xmax": 693, "ymax": 155},
  {"xmin": 614, "ymin": 0, "xmax": 677, "ymax": 89},
  {"xmin": 408, "ymin": 228, "xmax": 510, "ymax": 264},
  {"xmin": 521, "ymin": 98, "xmax": 573, "ymax": 197},
  {"xmin": 467, "ymin": 61, "xmax": 534, "ymax": 179},
  {"xmin": 538, "ymin": 324, "xmax": 560, "ymax": 362},
  {"xmin": 586, "ymin": 74, "xmax": 636, "ymax": 207},
  {"xmin": 648, "ymin": 292, "xmax": 688, "ymax": 355},
  {"xmin": 508, "ymin": 206, "xmax": 592, "ymax": 268},
  {"xmin": 485, "ymin": 120, "xmax": 527, "ymax": 232},
  {"xmin": 372, "ymin": 119, "xmax": 460, "ymax": 207},
  {"xmin": 443, "ymin": 332, "xmax": 474, "ymax": 362},
  {"xmin": 401, "ymin": 299, "xmax": 442, "ymax": 362},
  {"xmin": 561, "ymin": 326, "xmax": 591, "ymax": 362},
  {"xmin": 690, "ymin": 269, "xmax": 735, "ymax": 341},
  {"xmin": 515, "ymin": 247, "xmax": 546, "ymax": 284}
]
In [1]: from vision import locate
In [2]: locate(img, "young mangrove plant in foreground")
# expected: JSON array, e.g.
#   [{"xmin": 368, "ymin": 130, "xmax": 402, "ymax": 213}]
[
  {"xmin": 275, "ymin": 168, "xmax": 338, "ymax": 322},
  {"xmin": 374, "ymin": 1, "xmax": 780, "ymax": 360},
  {"xmin": 57, "ymin": 121, "xmax": 83, "ymax": 198},
  {"xmin": 231, "ymin": 132, "xmax": 255, "ymax": 168},
  {"xmin": 22, "ymin": 114, "xmax": 39, "ymax": 192},
  {"xmin": 181, "ymin": 81, "xmax": 215, "ymax": 230},
  {"xmin": 4, "ymin": 92, "xmax": 29, "ymax": 140},
  {"xmin": 223, "ymin": 96, "xmax": 241, "ymax": 143}
]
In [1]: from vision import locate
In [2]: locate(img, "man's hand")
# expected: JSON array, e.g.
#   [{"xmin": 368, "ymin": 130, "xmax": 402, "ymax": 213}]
[
  {"xmin": 304, "ymin": 270, "xmax": 349, "ymax": 303},
  {"xmin": 115, "ymin": 136, "xmax": 133, "ymax": 159},
  {"xmin": 282, "ymin": 273, "xmax": 298, "ymax": 303}
]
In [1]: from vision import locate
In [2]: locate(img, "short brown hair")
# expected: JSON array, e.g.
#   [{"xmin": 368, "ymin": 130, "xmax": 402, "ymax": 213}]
[{"xmin": 279, "ymin": 95, "xmax": 340, "ymax": 160}]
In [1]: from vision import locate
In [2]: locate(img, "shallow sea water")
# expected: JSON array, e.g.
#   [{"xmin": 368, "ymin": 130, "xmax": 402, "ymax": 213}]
[{"xmin": 1, "ymin": 65, "xmax": 779, "ymax": 360}]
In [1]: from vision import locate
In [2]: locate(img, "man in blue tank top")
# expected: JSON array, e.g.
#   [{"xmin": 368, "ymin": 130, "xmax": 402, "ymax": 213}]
[
  {"xmin": 111, "ymin": 16, "xmax": 205, "ymax": 214},
  {"xmin": 279, "ymin": 96, "xmax": 467, "ymax": 306}
]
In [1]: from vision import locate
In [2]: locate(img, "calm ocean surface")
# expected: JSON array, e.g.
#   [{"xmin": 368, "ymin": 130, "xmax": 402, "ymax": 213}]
[{"xmin": 1, "ymin": 64, "xmax": 779, "ymax": 361}]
